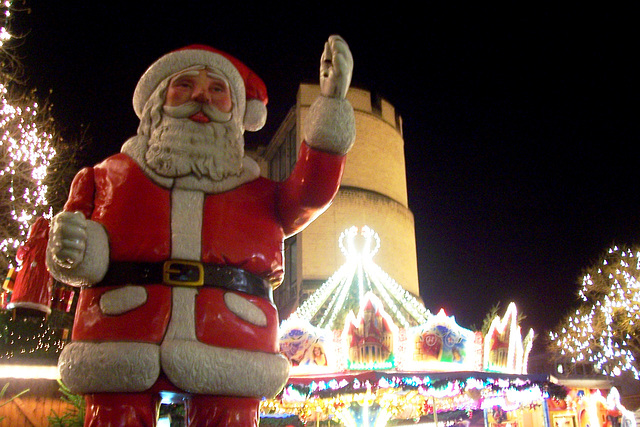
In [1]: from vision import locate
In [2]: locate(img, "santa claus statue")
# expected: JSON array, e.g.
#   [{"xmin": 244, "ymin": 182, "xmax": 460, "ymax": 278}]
[{"xmin": 46, "ymin": 36, "xmax": 355, "ymax": 426}]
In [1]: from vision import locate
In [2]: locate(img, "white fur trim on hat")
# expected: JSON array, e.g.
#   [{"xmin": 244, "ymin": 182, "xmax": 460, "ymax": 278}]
[
  {"xmin": 133, "ymin": 47, "xmax": 268, "ymax": 132},
  {"xmin": 134, "ymin": 49, "xmax": 245, "ymax": 121}
]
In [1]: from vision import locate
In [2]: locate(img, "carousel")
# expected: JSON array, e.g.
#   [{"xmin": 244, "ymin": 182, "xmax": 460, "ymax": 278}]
[{"xmin": 260, "ymin": 226, "xmax": 634, "ymax": 427}]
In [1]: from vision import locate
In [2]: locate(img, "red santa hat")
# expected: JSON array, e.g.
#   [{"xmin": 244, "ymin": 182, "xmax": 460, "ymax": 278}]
[{"xmin": 133, "ymin": 44, "xmax": 268, "ymax": 132}]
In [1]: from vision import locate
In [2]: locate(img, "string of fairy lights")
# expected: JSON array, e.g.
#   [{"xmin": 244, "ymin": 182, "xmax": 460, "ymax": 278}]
[
  {"xmin": 0, "ymin": 0, "xmax": 68, "ymax": 363},
  {"xmin": 1, "ymin": 0, "xmax": 57, "ymax": 270},
  {"xmin": 549, "ymin": 245, "xmax": 640, "ymax": 379},
  {"xmin": 261, "ymin": 374, "xmax": 555, "ymax": 425},
  {"xmin": 0, "ymin": 312, "xmax": 67, "ymax": 359}
]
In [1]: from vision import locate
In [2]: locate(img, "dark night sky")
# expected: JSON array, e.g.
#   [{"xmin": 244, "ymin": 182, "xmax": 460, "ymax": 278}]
[{"xmin": 10, "ymin": 2, "xmax": 638, "ymax": 334}]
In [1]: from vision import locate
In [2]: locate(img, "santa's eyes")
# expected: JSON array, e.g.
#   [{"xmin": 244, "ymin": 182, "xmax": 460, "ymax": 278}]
[
  {"xmin": 210, "ymin": 83, "xmax": 227, "ymax": 92},
  {"xmin": 171, "ymin": 79, "xmax": 227, "ymax": 94},
  {"xmin": 169, "ymin": 76, "xmax": 194, "ymax": 89}
]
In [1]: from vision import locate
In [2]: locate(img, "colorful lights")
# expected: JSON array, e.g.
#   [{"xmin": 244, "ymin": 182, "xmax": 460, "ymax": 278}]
[
  {"xmin": 483, "ymin": 302, "xmax": 534, "ymax": 375},
  {"xmin": 285, "ymin": 226, "xmax": 536, "ymax": 378},
  {"xmin": 405, "ymin": 309, "xmax": 479, "ymax": 372},
  {"xmin": 343, "ymin": 292, "xmax": 398, "ymax": 370},
  {"xmin": 279, "ymin": 317, "xmax": 335, "ymax": 372},
  {"xmin": 262, "ymin": 373, "xmax": 557, "ymax": 425},
  {"xmin": 0, "ymin": 312, "xmax": 67, "ymax": 361},
  {"xmin": 273, "ymin": 226, "xmax": 547, "ymax": 425},
  {"xmin": 0, "ymin": 1, "xmax": 72, "ymax": 368}
]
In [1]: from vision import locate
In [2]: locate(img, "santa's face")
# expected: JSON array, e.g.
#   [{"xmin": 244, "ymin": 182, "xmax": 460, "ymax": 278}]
[
  {"xmin": 141, "ymin": 68, "xmax": 245, "ymax": 181},
  {"xmin": 165, "ymin": 69, "xmax": 233, "ymax": 119}
]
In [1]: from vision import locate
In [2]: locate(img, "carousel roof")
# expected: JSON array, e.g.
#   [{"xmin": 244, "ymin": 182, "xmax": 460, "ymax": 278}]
[{"xmin": 289, "ymin": 226, "xmax": 431, "ymax": 332}]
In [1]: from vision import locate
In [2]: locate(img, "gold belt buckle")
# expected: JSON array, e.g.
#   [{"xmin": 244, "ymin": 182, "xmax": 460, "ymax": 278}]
[{"xmin": 163, "ymin": 260, "xmax": 204, "ymax": 287}]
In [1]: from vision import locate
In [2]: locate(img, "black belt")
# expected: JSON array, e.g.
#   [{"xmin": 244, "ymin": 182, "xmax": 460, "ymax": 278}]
[{"xmin": 100, "ymin": 260, "xmax": 273, "ymax": 301}]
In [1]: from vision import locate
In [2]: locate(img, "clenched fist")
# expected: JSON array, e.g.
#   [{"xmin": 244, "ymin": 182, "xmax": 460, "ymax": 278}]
[{"xmin": 48, "ymin": 211, "xmax": 88, "ymax": 269}]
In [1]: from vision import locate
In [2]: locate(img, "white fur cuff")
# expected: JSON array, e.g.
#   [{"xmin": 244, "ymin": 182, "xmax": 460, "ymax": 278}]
[
  {"xmin": 5, "ymin": 301, "xmax": 52, "ymax": 314},
  {"xmin": 59, "ymin": 341, "xmax": 160, "ymax": 394},
  {"xmin": 303, "ymin": 96, "xmax": 356, "ymax": 155},
  {"xmin": 46, "ymin": 219, "xmax": 110, "ymax": 287}
]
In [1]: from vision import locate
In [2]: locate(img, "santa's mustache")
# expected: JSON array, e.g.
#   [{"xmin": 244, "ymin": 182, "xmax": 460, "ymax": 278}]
[{"xmin": 163, "ymin": 102, "xmax": 232, "ymax": 123}]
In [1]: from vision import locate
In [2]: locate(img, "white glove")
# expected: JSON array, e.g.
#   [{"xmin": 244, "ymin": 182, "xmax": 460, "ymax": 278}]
[
  {"xmin": 303, "ymin": 35, "xmax": 356, "ymax": 155},
  {"xmin": 320, "ymin": 35, "xmax": 353, "ymax": 99},
  {"xmin": 46, "ymin": 211, "xmax": 109, "ymax": 286},
  {"xmin": 48, "ymin": 211, "xmax": 88, "ymax": 269}
]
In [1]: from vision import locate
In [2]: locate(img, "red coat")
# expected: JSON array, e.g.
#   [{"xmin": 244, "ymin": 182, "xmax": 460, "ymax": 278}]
[{"xmin": 65, "ymin": 142, "xmax": 345, "ymax": 351}]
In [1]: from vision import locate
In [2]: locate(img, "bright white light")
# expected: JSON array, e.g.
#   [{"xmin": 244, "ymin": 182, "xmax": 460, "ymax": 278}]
[
  {"xmin": 292, "ymin": 226, "xmax": 431, "ymax": 331},
  {"xmin": 1, "ymin": 9, "xmax": 58, "ymax": 269},
  {"xmin": 0, "ymin": 364, "xmax": 60, "ymax": 379}
]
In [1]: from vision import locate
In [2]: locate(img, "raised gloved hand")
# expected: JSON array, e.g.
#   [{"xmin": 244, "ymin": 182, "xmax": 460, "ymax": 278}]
[
  {"xmin": 304, "ymin": 35, "xmax": 356, "ymax": 155},
  {"xmin": 320, "ymin": 35, "xmax": 353, "ymax": 99}
]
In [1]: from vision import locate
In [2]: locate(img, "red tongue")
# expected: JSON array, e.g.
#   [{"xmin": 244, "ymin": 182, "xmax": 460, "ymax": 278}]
[{"xmin": 189, "ymin": 111, "xmax": 210, "ymax": 123}]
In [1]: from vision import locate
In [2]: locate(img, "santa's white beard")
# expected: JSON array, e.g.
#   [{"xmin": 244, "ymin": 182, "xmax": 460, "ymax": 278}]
[{"xmin": 145, "ymin": 114, "xmax": 244, "ymax": 181}]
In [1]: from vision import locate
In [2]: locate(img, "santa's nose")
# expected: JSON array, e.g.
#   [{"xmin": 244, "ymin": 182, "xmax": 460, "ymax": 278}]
[{"xmin": 192, "ymin": 86, "xmax": 212, "ymax": 104}]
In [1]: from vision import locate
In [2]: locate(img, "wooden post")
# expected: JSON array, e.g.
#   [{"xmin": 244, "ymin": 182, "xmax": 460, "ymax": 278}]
[{"xmin": 433, "ymin": 396, "xmax": 438, "ymax": 427}]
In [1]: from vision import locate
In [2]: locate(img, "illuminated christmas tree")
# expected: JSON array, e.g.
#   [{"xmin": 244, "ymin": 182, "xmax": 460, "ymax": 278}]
[
  {"xmin": 549, "ymin": 244, "xmax": 640, "ymax": 379},
  {"xmin": 0, "ymin": 0, "xmax": 75, "ymax": 273},
  {"xmin": 0, "ymin": 0, "xmax": 78, "ymax": 361}
]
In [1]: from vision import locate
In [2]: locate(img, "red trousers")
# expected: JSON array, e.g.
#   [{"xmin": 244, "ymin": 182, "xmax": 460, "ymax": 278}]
[{"xmin": 84, "ymin": 393, "xmax": 260, "ymax": 427}]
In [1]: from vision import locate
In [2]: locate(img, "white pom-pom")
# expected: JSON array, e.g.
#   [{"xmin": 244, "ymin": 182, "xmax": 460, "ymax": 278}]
[{"xmin": 244, "ymin": 99, "xmax": 267, "ymax": 132}]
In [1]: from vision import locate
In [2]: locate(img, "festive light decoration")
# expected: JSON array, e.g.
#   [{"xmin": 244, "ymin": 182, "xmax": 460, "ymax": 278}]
[
  {"xmin": 285, "ymin": 226, "xmax": 451, "ymax": 372},
  {"xmin": 271, "ymin": 226, "xmax": 547, "ymax": 425},
  {"xmin": 293, "ymin": 226, "xmax": 431, "ymax": 331},
  {"xmin": 0, "ymin": 0, "xmax": 76, "ymax": 370},
  {"xmin": 279, "ymin": 317, "xmax": 335, "ymax": 372},
  {"xmin": 1, "ymin": 0, "xmax": 59, "ymax": 273},
  {"xmin": 405, "ymin": 308, "xmax": 479, "ymax": 372},
  {"xmin": 0, "ymin": 363, "xmax": 59, "ymax": 379},
  {"xmin": 0, "ymin": 311, "xmax": 67, "ymax": 361},
  {"xmin": 549, "ymin": 245, "xmax": 640, "ymax": 379},
  {"xmin": 342, "ymin": 292, "xmax": 398, "ymax": 370},
  {"xmin": 483, "ymin": 302, "xmax": 534, "ymax": 374},
  {"xmin": 261, "ymin": 372, "xmax": 558, "ymax": 425}
]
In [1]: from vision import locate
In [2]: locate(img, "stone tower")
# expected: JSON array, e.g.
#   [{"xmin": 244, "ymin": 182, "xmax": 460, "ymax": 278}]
[{"xmin": 257, "ymin": 84, "xmax": 419, "ymax": 317}]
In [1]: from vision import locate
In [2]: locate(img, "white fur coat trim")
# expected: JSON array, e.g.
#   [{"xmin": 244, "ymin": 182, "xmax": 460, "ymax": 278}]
[
  {"xmin": 59, "ymin": 339, "xmax": 290, "ymax": 398},
  {"xmin": 5, "ymin": 301, "xmax": 52, "ymax": 314},
  {"xmin": 223, "ymin": 292, "xmax": 267, "ymax": 327},
  {"xmin": 161, "ymin": 339, "xmax": 290, "ymax": 398},
  {"xmin": 58, "ymin": 341, "xmax": 160, "ymax": 394},
  {"xmin": 303, "ymin": 95, "xmax": 356, "ymax": 155}
]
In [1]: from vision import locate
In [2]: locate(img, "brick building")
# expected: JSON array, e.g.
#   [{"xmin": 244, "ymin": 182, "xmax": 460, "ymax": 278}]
[{"xmin": 254, "ymin": 84, "xmax": 420, "ymax": 318}]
